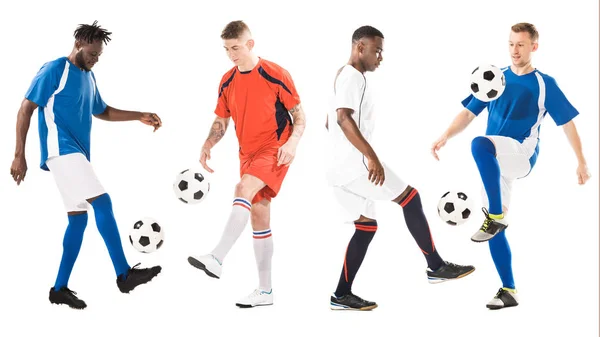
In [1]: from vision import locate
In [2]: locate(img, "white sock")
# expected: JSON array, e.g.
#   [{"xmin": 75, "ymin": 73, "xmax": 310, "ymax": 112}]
[
  {"xmin": 253, "ymin": 229, "xmax": 273, "ymax": 291},
  {"xmin": 210, "ymin": 198, "xmax": 252, "ymax": 263}
]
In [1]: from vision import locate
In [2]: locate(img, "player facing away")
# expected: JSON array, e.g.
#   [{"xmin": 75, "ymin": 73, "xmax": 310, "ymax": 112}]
[
  {"xmin": 431, "ymin": 23, "xmax": 592, "ymax": 310},
  {"xmin": 326, "ymin": 26, "xmax": 475, "ymax": 311},
  {"xmin": 9, "ymin": 21, "xmax": 163, "ymax": 310},
  {"xmin": 187, "ymin": 20, "xmax": 306, "ymax": 308}
]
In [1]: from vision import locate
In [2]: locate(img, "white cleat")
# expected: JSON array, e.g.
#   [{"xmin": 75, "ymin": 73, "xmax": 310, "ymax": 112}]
[
  {"xmin": 187, "ymin": 254, "xmax": 222, "ymax": 279},
  {"xmin": 236, "ymin": 289, "xmax": 274, "ymax": 308}
]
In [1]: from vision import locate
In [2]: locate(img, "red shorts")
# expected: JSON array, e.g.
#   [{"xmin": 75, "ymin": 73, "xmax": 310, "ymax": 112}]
[{"xmin": 240, "ymin": 145, "xmax": 290, "ymax": 204}]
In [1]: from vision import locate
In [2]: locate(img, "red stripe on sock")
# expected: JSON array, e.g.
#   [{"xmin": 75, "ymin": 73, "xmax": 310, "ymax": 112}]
[
  {"xmin": 355, "ymin": 225, "xmax": 378, "ymax": 232},
  {"xmin": 343, "ymin": 244, "xmax": 349, "ymax": 282},
  {"xmin": 233, "ymin": 202, "xmax": 251, "ymax": 211},
  {"xmin": 399, "ymin": 189, "xmax": 418, "ymax": 207},
  {"xmin": 253, "ymin": 233, "xmax": 272, "ymax": 239}
]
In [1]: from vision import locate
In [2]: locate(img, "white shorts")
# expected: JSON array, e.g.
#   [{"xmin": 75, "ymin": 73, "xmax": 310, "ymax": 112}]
[
  {"xmin": 332, "ymin": 161, "xmax": 408, "ymax": 221},
  {"xmin": 46, "ymin": 153, "xmax": 106, "ymax": 212},
  {"xmin": 480, "ymin": 136, "xmax": 537, "ymax": 210}
]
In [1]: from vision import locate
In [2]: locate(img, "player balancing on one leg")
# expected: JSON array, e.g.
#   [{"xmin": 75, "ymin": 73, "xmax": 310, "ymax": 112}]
[
  {"xmin": 325, "ymin": 26, "xmax": 475, "ymax": 311},
  {"xmin": 10, "ymin": 21, "xmax": 163, "ymax": 310},
  {"xmin": 187, "ymin": 20, "xmax": 306, "ymax": 308},
  {"xmin": 431, "ymin": 22, "xmax": 591, "ymax": 310}
]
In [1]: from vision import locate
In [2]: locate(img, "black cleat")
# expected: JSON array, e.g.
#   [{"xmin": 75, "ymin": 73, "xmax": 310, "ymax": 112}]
[
  {"xmin": 116, "ymin": 263, "xmax": 162, "ymax": 293},
  {"xmin": 330, "ymin": 292, "xmax": 377, "ymax": 311},
  {"xmin": 427, "ymin": 261, "xmax": 475, "ymax": 283},
  {"xmin": 49, "ymin": 287, "xmax": 87, "ymax": 309},
  {"xmin": 487, "ymin": 288, "xmax": 519, "ymax": 309}
]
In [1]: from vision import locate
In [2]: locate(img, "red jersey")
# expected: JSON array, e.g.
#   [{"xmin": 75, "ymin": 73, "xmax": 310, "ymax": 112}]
[{"xmin": 214, "ymin": 58, "xmax": 301, "ymax": 157}]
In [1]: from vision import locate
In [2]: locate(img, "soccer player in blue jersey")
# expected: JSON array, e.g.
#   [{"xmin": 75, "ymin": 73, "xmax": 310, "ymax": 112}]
[
  {"xmin": 431, "ymin": 22, "xmax": 591, "ymax": 309},
  {"xmin": 10, "ymin": 21, "xmax": 163, "ymax": 310}
]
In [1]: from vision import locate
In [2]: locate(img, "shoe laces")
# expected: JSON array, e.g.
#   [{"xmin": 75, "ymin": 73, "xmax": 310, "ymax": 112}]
[
  {"xmin": 494, "ymin": 288, "xmax": 506, "ymax": 298},
  {"xmin": 480, "ymin": 208, "xmax": 493, "ymax": 232},
  {"xmin": 62, "ymin": 287, "xmax": 78, "ymax": 296}
]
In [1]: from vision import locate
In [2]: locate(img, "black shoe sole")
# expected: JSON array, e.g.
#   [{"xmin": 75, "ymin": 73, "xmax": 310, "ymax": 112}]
[
  {"xmin": 236, "ymin": 303, "xmax": 273, "ymax": 308},
  {"xmin": 188, "ymin": 257, "xmax": 220, "ymax": 279},
  {"xmin": 330, "ymin": 302, "xmax": 378, "ymax": 311},
  {"xmin": 428, "ymin": 267, "xmax": 476, "ymax": 283},
  {"xmin": 50, "ymin": 301, "xmax": 87, "ymax": 310},
  {"xmin": 487, "ymin": 303, "xmax": 519, "ymax": 310}
]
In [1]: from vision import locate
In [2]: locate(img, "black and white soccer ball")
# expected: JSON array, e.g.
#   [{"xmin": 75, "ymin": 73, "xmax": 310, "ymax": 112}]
[
  {"xmin": 437, "ymin": 191, "xmax": 474, "ymax": 226},
  {"xmin": 129, "ymin": 217, "xmax": 164, "ymax": 253},
  {"xmin": 470, "ymin": 64, "xmax": 506, "ymax": 102},
  {"xmin": 173, "ymin": 168, "xmax": 210, "ymax": 204}
]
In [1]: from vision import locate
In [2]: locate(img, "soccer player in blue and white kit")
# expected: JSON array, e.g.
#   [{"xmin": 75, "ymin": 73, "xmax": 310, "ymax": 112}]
[
  {"xmin": 10, "ymin": 21, "xmax": 163, "ymax": 309},
  {"xmin": 432, "ymin": 23, "xmax": 592, "ymax": 310}
]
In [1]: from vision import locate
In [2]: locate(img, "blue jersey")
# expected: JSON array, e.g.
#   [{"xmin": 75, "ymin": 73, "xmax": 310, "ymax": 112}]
[
  {"xmin": 25, "ymin": 57, "xmax": 107, "ymax": 170},
  {"xmin": 462, "ymin": 66, "xmax": 579, "ymax": 143}
]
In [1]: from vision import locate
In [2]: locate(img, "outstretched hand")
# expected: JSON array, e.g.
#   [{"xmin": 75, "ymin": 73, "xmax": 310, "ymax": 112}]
[
  {"xmin": 140, "ymin": 112, "xmax": 162, "ymax": 131},
  {"xmin": 431, "ymin": 135, "xmax": 448, "ymax": 161}
]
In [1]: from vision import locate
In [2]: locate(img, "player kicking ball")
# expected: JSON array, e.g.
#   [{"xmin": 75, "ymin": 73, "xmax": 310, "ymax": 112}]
[
  {"xmin": 326, "ymin": 26, "xmax": 475, "ymax": 311},
  {"xmin": 187, "ymin": 20, "xmax": 306, "ymax": 308},
  {"xmin": 10, "ymin": 21, "xmax": 163, "ymax": 309},
  {"xmin": 432, "ymin": 22, "xmax": 591, "ymax": 309}
]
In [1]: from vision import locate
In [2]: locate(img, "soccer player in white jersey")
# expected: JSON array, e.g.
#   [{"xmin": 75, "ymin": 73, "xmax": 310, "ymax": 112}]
[
  {"xmin": 10, "ymin": 21, "xmax": 163, "ymax": 309},
  {"xmin": 326, "ymin": 26, "xmax": 475, "ymax": 311},
  {"xmin": 431, "ymin": 22, "xmax": 591, "ymax": 309}
]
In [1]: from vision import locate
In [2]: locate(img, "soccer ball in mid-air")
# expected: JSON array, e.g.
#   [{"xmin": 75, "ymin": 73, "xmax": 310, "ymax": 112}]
[
  {"xmin": 470, "ymin": 64, "xmax": 506, "ymax": 102},
  {"xmin": 173, "ymin": 168, "xmax": 210, "ymax": 204},
  {"xmin": 129, "ymin": 217, "xmax": 164, "ymax": 253},
  {"xmin": 437, "ymin": 191, "xmax": 474, "ymax": 226}
]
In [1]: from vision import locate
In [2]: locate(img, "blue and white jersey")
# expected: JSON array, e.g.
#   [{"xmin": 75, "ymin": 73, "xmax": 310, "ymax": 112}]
[
  {"xmin": 25, "ymin": 57, "xmax": 107, "ymax": 170},
  {"xmin": 462, "ymin": 66, "xmax": 579, "ymax": 144}
]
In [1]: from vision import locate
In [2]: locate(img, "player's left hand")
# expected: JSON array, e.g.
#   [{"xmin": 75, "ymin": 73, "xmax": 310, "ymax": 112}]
[
  {"xmin": 576, "ymin": 163, "xmax": 591, "ymax": 185},
  {"xmin": 277, "ymin": 141, "xmax": 296, "ymax": 166},
  {"xmin": 139, "ymin": 112, "xmax": 162, "ymax": 131}
]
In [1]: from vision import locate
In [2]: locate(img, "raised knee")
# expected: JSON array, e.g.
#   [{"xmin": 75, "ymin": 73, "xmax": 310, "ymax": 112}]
[{"xmin": 471, "ymin": 136, "xmax": 495, "ymax": 155}]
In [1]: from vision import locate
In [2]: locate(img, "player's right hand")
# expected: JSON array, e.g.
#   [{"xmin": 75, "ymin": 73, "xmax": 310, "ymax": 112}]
[
  {"xmin": 367, "ymin": 156, "xmax": 385, "ymax": 186},
  {"xmin": 10, "ymin": 155, "xmax": 27, "ymax": 185},
  {"xmin": 200, "ymin": 145, "xmax": 214, "ymax": 173},
  {"xmin": 431, "ymin": 135, "xmax": 448, "ymax": 161}
]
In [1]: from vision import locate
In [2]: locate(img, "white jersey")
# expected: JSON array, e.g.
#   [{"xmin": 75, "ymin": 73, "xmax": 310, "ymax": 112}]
[{"xmin": 326, "ymin": 64, "xmax": 376, "ymax": 186}]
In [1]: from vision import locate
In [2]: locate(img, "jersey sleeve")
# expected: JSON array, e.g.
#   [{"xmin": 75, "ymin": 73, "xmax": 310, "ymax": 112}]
[
  {"xmin": 91, "ymin": 72, "xmax": 107, "ymax": 115},
  {"xmin": 334, "ymin": 71, "xmax": 364, "ymax": 112},
  {"xmin": 461, "ymin": 94, "xmax": 488, "ymax": 116},
  {"xmin": 24, "ymin": 61, "xmax": 63, "ymax": 107},
  {"xmin": 214, "ymin": 74, "xmax": 231, "ymax": 118},
  {"xmin": 543, "ymin": 76, "xmax": 579, "ymax": 126},
  {"xmin": 277, "ymin": 68, "xmax": 301, "ymax": 111}
]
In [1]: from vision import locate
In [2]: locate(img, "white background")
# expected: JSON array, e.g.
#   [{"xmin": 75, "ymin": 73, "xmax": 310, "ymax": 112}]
[{"xmin": 0, "ymin": 0, "xmax": 597, "ymax": 336}]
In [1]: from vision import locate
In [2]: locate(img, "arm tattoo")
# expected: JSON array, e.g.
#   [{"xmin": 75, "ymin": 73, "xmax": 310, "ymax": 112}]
[
  {"xmin": 207, "ymin": 120, "xmax": 226, "ymax": 145},
  {"xmin": 289, "ymin": 104, "xmax": 306, "ymax": 140}
]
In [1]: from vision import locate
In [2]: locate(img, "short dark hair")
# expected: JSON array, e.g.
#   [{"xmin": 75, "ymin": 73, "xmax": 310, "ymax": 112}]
[
  {"xmin": 221, "ymin": 20, "xmax": 250, "ymax": 40},
  {"xmin": 511, "ymin": 22, "xmax": 539, "ymax": 42},
  {"xmin": 73, "ymin": 20, "xmax": 112, "ymax": 45},
  {"xmin": 352, "ymin": 26, "xmax": 384, "ymax": 43}
]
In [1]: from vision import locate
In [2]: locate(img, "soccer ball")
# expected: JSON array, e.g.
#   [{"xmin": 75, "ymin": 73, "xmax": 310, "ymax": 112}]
[
  {"xmin": 129, "ymin": 217, "xmax": 164, "ymax": 253},
  {"xmin": 173, "ymin": 168, "xmax": 210, "ymax": 204},
  {"xmin": 437, "ymin": 191, "xmax": 474, "ymax": 226},
  {"xmin": 470, "ymin": 64, "xmax": 506, "ymax": 102}
]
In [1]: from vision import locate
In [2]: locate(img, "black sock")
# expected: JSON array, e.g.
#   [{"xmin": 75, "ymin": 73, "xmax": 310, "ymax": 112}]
[
  {"xmin": 334, "ymin": 221, "xmax": 377, "ymax": 297},
  {"xmin": 398, "ymin": 187, "xmax": 444, "ymax": 271}
]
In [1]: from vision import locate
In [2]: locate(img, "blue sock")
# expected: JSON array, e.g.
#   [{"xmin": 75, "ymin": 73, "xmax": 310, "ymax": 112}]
[
  {"xmin": 54, "ymin": 213, "xmax": 88, "ymax": 290},
  {"xmin": 489, "ymin": 231, "xmax": 515, "ymax": 289},
  {"xmin": 471, "ymin": 136, "xmax": 503, "ymax": 215},
  {"xmin": 90, "ymin": 193, "xmax": 130, "ymax": 278}
]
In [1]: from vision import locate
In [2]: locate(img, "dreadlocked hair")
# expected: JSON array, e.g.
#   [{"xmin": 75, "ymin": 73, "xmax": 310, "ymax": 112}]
[{"xmin": 73, "ymin": 20, "xmax": 112, "ymax": 45}]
